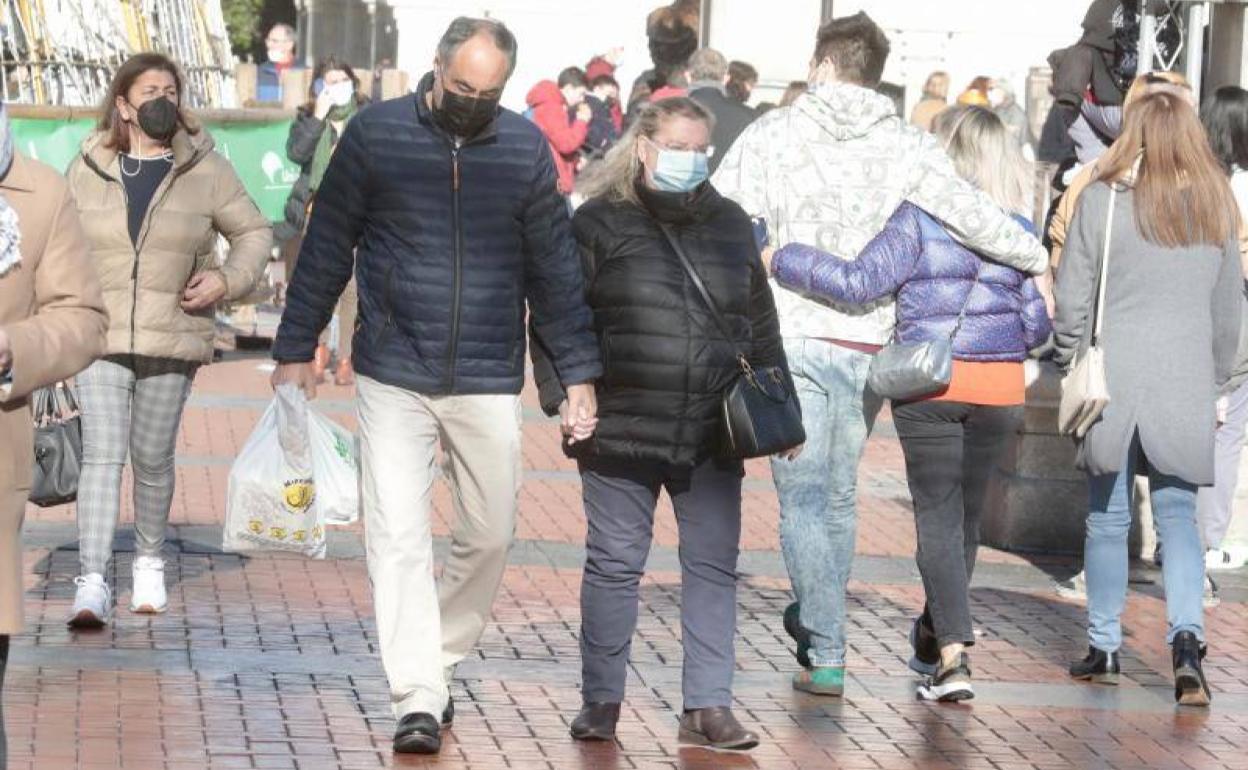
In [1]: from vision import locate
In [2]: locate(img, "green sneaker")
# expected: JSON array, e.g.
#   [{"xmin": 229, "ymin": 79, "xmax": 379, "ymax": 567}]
[{"xmin": 793, "ymin": 665, "xmax": 845, "ymax": 696}]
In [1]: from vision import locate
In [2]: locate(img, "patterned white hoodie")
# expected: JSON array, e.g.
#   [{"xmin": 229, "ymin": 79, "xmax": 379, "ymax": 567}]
[{"xmin": 713, "ymin": 83, "xmax": 1048, "ymax": 345}]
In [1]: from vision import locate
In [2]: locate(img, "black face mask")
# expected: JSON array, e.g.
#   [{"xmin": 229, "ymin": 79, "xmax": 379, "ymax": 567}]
[
  {"xmin": 434, "ymin": 85, "xmax": 499, "ymax": 139},
  {"xmin": 132, "ymin": 97, "xmax": 179, "ymax": 143}
]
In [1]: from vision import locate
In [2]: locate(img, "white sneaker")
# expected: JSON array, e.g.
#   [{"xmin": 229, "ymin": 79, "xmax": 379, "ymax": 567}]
[
  {"xmin": 69, "ymin": 573, "xmax": 112, "ymax": 628},
  {"xmin": 1205, "ymin": 546, "xmax": 1248, "ymax": 571},
  {"xmin": 130, "ymin": 556, "xmax": 168, "ymax": 614}
]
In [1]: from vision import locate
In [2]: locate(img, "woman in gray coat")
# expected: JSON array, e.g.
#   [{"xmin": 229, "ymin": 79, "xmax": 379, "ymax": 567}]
[{"xmin": 1054, "ymin": 91, "xmax": 1243, "ymax": 706}]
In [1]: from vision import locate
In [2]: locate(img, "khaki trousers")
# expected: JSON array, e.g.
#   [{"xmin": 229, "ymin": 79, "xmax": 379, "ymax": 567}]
[{"xmin": 356, "ymin": 375, "xmax": 522, "ymax": 719}]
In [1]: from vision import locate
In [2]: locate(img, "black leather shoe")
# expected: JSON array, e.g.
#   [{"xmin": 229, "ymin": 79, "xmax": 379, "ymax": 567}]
[
  {"xmin": 393, "ymin": 712, "xmax": 441, "ymax": 754},
  {"xmin": 570, "ymin": 702, "xmax": 621, "ymax": 741},
  {"xmin": 783, "ymin": 602, "xmax": 812, "ymax": 669},
  {"xmin": 1069, "ymin": 647, "xmax": 1120, "ymax": 685},
  {"xmin": 1172, "ymin": 631, "xmax": 1211, "ymax": 707},
  {"xmin": 441, "ymin": 696, "xmax": 454, "ymax": 728},
  {"xmin": 678, "ymin": 707, "xmax": 760, "ymax": 751},
  {"xmin": 908, "ymin": 614, "xmax": 940, "ymax": 676}
]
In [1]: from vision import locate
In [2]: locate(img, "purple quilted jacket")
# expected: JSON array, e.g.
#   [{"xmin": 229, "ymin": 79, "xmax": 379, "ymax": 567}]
[{"xmin": 773, "ymin": 202, "xmax": 1052, "ymax": 362}]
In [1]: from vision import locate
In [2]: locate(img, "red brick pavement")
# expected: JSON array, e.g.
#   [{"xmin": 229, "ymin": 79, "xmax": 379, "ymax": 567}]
[{"xmin": 5, "ymin": 357, "xmax": 1247, "ymax": 769}]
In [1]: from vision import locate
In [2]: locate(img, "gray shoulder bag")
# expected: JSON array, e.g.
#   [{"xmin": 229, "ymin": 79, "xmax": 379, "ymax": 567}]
[{"xmin": 866, "ymin": 260, "xmax": 984, "ymax": 401}]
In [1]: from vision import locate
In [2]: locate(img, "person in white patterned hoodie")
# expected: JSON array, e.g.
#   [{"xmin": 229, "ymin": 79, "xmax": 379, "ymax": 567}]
[{"xmin": 712, "ymin": 12, "xmax": 1049, "ymax": 697}]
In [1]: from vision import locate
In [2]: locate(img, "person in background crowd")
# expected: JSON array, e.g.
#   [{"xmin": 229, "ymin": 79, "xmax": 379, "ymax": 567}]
[
  {"xmin": 539, "ymin": 96, "xmax": 789, "ymax": 751},
  {"xmin": 279, "ymin": 56, "xmax": 369, "ymax": 386},
  {"xmin": 1055, "ymin": 90, "xmax": 1242, "ymax": 708},
  {"xmin": 583, "ymin": 75, "xmax": 622, "ymax": 159},
  {"xmin": 770, "ymin": 106, "xmax": 1051, "ymax": 703},
  {"xmin": 687, "ymin": 48, "xmax": 757, "ymax": 174},
  {"xmin": 628, "ymin": 1, "xmax": 699, "ymax": 114},
  {"xmin": 371, "ymin": 57, "xmax": 394, "ymax": 102},
  {"xmin": 65, "ymin": 52, "xmax": 272, "ymax": 627},
  {"xmin": 0, "ymin": 103, "xmax": 108, "ymax": 768},
  {"xmin": 989, "ymin": 78, "xmax": 1031, "ymax": 150},
  {"xmin": 714, "ymin": 11, "xmax": 1047, "ymax": 699},
  {"xmin": 585, "ymin": 48, "xmax": 625, "ymax": 132},
  {"xmin": 957, "ymin": 76, "xmax": 992, "ymax": 107},
  {"xmin": 271, "ymin": 17, "xmax": 600, "ymax": 755},
  {"xmin": 778, "ymin": 81, "xmax": 806, "ymax": 108},
  {"xmin": 527, "ymin": 66, "xmax": 593, "ymax": 195},
  {"xmin": 910, "ymin": 71, "xmax": 950, "ymax": 131},
  {"xmin": 257, "ymin": 23, "xmax": 301, "ymax": 103},
  {"xmin": 1199, "ymin": 85, "xmax": 1248, "ymax": 572},
  {"xmin": 726, "ymin": 60, "xmax": 758, "ymax": 105}
]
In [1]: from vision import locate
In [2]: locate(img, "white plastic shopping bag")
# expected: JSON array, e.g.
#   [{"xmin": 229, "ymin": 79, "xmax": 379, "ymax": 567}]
[
  {"xmin": 225, "ymin": 384, "xmax": 328, "ymax": 558},
  {"xmin": 308, "ymin": 405, "xmax": 359, "ymax": 525}
]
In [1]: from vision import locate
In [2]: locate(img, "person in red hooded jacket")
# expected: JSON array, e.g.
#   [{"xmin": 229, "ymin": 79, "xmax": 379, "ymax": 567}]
[{"xmin": 526, "ymin": 67, "xmax": 592, "ymax": 194}]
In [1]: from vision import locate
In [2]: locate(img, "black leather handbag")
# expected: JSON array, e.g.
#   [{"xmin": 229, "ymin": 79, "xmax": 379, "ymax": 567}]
[
  {"xmin": 658, "ymin": 223, "xmax": 805, "ymax": 459},
  {"xmin": 29, "ymin": 383, "xmax": 83, "ymax": 507}
]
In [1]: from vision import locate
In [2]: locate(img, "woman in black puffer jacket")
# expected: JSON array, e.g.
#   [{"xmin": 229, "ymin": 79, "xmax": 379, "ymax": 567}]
[{"xmin": 532, "ymin": 97, "xmax": 791, "ymax": 751}]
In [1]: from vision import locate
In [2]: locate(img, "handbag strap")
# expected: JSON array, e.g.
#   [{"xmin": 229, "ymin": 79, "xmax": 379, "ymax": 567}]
[
  {"xmin": 657, "ymin": 222, "xmax": 752, "ymax": 370},
  {"xmin": 1091, "ymin": 183, "xmax": 1118, "ymax": 345},
  {"xmin": 948, "ymin": 258, "xmax": 986, "ymax": 341}
]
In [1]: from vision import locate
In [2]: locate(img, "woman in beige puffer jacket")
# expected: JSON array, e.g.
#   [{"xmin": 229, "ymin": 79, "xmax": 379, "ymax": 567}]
[{"xmin": 64, "ymin": 53, "xmax": 271, "ymax": 626}]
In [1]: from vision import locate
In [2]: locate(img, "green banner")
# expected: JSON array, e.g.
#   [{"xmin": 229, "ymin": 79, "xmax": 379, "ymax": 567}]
[{"xmin": 11, "ymin": 117, "xmax": 299, "ymax": 222}]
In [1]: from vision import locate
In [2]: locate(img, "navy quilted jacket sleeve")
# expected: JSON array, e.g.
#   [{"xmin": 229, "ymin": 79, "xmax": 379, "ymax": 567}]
[
  {"xmin": 272, "ymin": 115, "xmax": 369, "ymax": 363},
  {"xmin": 772, "ymin": 203, "xmax": 923, "ymax": 305},
  {"xmin": 522, "ymin": 143, "xmax": 602, "ymax": 390}
]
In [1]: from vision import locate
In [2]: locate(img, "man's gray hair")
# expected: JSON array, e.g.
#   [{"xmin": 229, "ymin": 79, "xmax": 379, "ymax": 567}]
[
  {"xmin": 268, "ymin": 23, "xmax": 296, "ymax": 40},
  {"xmin": 437, "ymin": 16, "xmax": 518, "ymax": 77},
  {"xmin": 687, "ymin": 48, "xmax": 728, "ymax": 83}
]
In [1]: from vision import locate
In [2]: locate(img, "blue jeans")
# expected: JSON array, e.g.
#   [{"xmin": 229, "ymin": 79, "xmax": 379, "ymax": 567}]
[
  {"xmin": 772, "ymin": 339, "xmax": 882, "ymax": 667},
  {"xmin": 1086, "ymin": 435, "xmax": 1205, "ymax": 652}
]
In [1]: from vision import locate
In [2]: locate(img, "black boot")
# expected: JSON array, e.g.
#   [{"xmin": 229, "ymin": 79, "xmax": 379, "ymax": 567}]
[
  {"xmin": 441, "ymin": 696, "xmax": 454, "ymax": 728},
  {"xmin": 393, "ymin": 712, "xmax": 441, "ymax": 754},
  {"xmin": 908, "ymin": 614, "xmax": 939, "ymax": 676},
  {"xmin": 1172, "ymin": 631, "xmax": 1211, "ymax": 707},
  {"xmin": 783, "ymin": 601, "xmax": 812, "ymax": 669},
  {"xmin": 1069, "ymin": 647, "xmax": 1120, "ymax": 685},
  {"xmin": 570, "ymin": 702, "xmax": 621, "ymax": 741}
]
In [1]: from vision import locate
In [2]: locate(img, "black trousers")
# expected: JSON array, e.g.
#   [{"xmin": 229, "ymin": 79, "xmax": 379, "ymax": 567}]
[
  {"xmin": 1, "ymin": 633, "xmax": 8, "ymax": 770},
  {"xmin": 892, "ymin": 400, "xmax": 1023, "ymax": 647}
]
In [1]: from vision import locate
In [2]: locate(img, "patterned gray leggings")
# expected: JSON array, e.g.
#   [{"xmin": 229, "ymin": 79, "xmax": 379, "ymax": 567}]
[{"xmin": 75, "ymin": 355, "xmax": 198, "ymax": 576}]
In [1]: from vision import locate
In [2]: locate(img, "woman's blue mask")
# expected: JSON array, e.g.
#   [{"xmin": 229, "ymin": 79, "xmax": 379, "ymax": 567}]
[{"xmin": 646, "ymin": 138, "xmax": 709, "ymax": 193}]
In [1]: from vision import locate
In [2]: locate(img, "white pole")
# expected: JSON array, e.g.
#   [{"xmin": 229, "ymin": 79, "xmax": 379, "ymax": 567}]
[{"xmin": 1186, "ymin": 2, "xmax": 1208, "ymax": 95}]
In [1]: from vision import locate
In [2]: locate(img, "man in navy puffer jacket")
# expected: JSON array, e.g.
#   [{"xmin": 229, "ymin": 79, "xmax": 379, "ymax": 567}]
[{"xmin": 271, "ymin": 17, "xmax": 601, "ymax": 756}]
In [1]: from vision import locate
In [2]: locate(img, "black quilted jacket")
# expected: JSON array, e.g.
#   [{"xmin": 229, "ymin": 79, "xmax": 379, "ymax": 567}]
[{"xmin": 273, "ymin": 72, "xmax": 601, "ymax": 396}]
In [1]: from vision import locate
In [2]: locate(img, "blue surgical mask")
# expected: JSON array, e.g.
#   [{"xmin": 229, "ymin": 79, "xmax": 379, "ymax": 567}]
[{"xmin": 646, "ymin": 138, "xmax": 709, "ymax": 193}]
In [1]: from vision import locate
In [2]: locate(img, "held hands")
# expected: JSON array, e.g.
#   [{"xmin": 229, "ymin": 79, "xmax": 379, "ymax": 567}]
[
  {"xmin": 314, "ymin": 89, "xmax": 335, "ymax": 120},
  {"xmin": 575, "ymin": 102, "xmax": 593, "ymax": 123},
  {"xmin": 561, "ymin": 383, "xmax": 599, "ymax": 445},
  {"xmin": 760, "ymin": 246, "xmax": 777, "ymax": 273},
  {"xmin": 181, "ymin": 271, "xmax": 228, "ymax": 312}
]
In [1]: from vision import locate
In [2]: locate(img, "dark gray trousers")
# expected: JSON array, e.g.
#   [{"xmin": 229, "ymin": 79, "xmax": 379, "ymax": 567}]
[
  {"xmin": 578, "ymin": 454, "xmax": 743, "ymax": 710},
  {"xmin": 892, "ymin": 400, "xmax": 1023, "ymax": 648}
]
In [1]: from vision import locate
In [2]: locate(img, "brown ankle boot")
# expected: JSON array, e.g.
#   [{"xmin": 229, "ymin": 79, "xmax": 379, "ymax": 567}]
[
  {"xmin": 677, "ymin": 707, "xmax": 759, "ymax": 751},
  {"xmin": 570, "ymin": 702, "xmax": 620, "ymax": 741}
]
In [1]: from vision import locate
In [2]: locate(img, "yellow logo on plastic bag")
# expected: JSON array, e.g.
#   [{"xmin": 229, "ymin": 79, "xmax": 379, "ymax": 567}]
[
  {"xmin": 282, "ymin": 478, "xmax": 315, "ymax": 512},
  {"xmin": 270, "ymin": 526, "xmax": 288, "ymax": 540},
  {"xmin": 311, "ymin": 525, "xmax": 324, "ymax": 540},
  {"xmin": 248, "ymin": 519, "xmax": 264, "ymax": 535},
  {"xmin": 292, "ymin": 530, "xmax": 307, "ymax": 542}
]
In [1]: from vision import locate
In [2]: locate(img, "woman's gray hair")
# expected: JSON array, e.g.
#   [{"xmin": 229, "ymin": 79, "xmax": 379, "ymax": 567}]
[
  {"xmin": 576, "ymin": 97, "xmax": 715, "ymax": 207},
  {"xmin": 437, "ymin": 17, "xmax": 517, "ymax": 76},
  {"xmin": 933, "ymin": 105, "xmax": 1031, "ymax": 217}
]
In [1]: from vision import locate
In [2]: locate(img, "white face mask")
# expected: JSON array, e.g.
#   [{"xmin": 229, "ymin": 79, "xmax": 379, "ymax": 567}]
[
  {"xmin": 326, "ymin": 81, "xmax": 354, "ymax": 107},
  {"xmin": 268, "ymin": 46, "xmax": 291, "ymax": 65}
]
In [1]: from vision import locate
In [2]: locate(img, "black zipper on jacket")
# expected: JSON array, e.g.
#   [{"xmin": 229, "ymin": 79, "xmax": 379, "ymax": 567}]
[{"xmin": 448, "ymin": 143, "xmax": 463, "ymax": 392}]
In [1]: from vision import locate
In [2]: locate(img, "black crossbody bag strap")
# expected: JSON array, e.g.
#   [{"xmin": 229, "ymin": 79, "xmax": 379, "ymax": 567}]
[{"xmin": 657, "ymin": 222, "xmax": 750, "ymax": 367}]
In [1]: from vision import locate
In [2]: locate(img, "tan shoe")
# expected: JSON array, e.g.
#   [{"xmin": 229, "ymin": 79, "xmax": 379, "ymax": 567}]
[{"xmin": 677, "ymin": 707, "xmax": 759, "ymax": 751}]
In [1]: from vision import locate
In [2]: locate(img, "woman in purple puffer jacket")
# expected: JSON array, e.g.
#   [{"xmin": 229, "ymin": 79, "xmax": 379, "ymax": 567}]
[{"xmin": 770, "ymin": 105, "xmax": 1052, "ymax": 704}]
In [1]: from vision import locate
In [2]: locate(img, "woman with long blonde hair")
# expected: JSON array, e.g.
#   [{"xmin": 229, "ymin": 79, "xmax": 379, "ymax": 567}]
[
  {"xmin": 538, "ymin": 97, "xmax": 791, "ymax": 748},
  {"xmin": 1054, "ymin": 91, "xmax": 1243, "ymax": 705},
  {"xmin": 769, "ymin": 105, "xmax": 1052, "ymax": 702}
]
